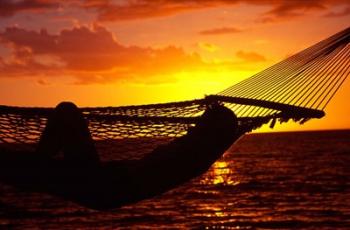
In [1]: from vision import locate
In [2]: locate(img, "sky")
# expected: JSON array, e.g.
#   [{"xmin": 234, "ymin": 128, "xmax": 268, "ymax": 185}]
[{"xmin": 0, "ymin": 0, "xmax": 349, "ymax": 132}]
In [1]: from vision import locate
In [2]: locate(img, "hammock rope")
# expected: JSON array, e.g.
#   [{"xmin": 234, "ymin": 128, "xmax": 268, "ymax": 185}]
[
  {"xmin": 219, "ymin": 27, "xmax": 349, "ymax": 113},
  {"xmin": 0, "ymin": 26, "xmax": 349, "ymax": 155}
]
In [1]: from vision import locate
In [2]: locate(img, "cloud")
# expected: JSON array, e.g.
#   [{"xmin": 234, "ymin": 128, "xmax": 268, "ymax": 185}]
[
  {"xmin": 0, "ymin": 24, "xmax": 205, "ymax": 83},
  {"xmin": 258, "ymin": 0, "xmax": 350, "ymax": 23},
  {"xmin": 82, "ymin": 0, "xmax": 350, "ymax": 23},
  {"xmin": 82, "ymin": 0, "xmax": 230, "ymax": 21},
  {"xmin": 199, "ymin": 27, "xmax": 242, "ymax": 35},
  {"xmin": 324, "ymin": 6, "xmax": 350, "ymax": 17},
  {"xmin": 0, "ymin": 0, "xmax": 59, "ymax": 17},
  {"xmin": 236, "ymin": 50, "xmax": 266, "ymax": 62},
  {"xmin": 1, "ymin": 0, "xmax": 349, "ymax": 24},
  {"xmin": 36, "ymin": 78, "xmax": 51, "ymax": 85},
  {"xmin": 198, "ymin": 42, "xmax": 219, "ymax": 52},
  {"xmin": 258, "ymin": 1, "xmax": 326, "ymax": 23},
  {"xmin": 0, "ymin": 24, "xmax": 266, "ymax": 84}
]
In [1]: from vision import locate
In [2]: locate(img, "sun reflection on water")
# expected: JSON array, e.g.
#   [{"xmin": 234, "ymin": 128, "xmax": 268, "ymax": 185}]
[
  {"xmin": 197, "ymin": 204, "xmax": 227, "ymax": 218},
  {"xmin": 201, "ymin": 160, "xmax": 240, "ymax": 186}
]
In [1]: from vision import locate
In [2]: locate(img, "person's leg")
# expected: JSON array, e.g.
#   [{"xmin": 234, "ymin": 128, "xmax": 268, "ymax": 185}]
[{"xmin": 37, "ymin": 102, "xmax": 100, "ymax": 167}]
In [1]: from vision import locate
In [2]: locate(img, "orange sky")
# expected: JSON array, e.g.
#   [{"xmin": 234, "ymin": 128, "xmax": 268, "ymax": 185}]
[{"xmin": 0, "ymin": 0, "xmax": 349, "ymax": 132}]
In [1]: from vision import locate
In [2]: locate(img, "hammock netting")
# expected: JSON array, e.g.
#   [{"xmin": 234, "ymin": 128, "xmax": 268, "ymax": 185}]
[{"xmin": 0, "ymin": 27, "xmax": 349, "ymax": 158}]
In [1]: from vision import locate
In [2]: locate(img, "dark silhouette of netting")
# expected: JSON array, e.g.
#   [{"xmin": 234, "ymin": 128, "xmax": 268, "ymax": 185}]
[
  {"xmin": 0, "ymin": 99, "xmax": 270, "ymax": 154},
  {"xmin": 0, "ymin": 27, "xmax": 349, "ymax": 156}
]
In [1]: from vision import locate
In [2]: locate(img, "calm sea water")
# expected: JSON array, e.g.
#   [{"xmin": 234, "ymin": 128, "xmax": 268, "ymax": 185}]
[{"xmin": 0, "ymin": 130, "xmax": 349, "ymax": 229}]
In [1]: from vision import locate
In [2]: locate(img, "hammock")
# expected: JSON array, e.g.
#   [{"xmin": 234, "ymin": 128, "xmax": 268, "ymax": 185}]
[
  {"xmin": 0, "ymin": 27, "xmax": 348, "ymax": 209},
  {"xmin": 0, "ymin": 26, "xmax": 349, "ymax": 155}
]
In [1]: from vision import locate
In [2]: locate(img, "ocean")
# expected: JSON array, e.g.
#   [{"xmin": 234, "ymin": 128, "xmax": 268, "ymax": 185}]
[{"xmin": 0, "ymin": 130, "xmax": 349, "ymax": 229}]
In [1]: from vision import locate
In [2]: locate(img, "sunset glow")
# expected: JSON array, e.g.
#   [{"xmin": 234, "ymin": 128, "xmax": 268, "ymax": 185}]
[{"xmin": 0, "ymin": 0, "xmax": 349, "ymax": 131}]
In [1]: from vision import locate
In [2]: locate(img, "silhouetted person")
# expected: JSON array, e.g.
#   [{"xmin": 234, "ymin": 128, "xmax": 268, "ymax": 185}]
[
  {"xmin": 1, "ymin": 101, "xmax": 239, "ymax": 210},
  {"xmin": 37, "ymin": 102, "xmax": 99, "ymax": 168},
  {"xmin": 36, "ymin": 101, "xmax": 237, "ymax": 172}
]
